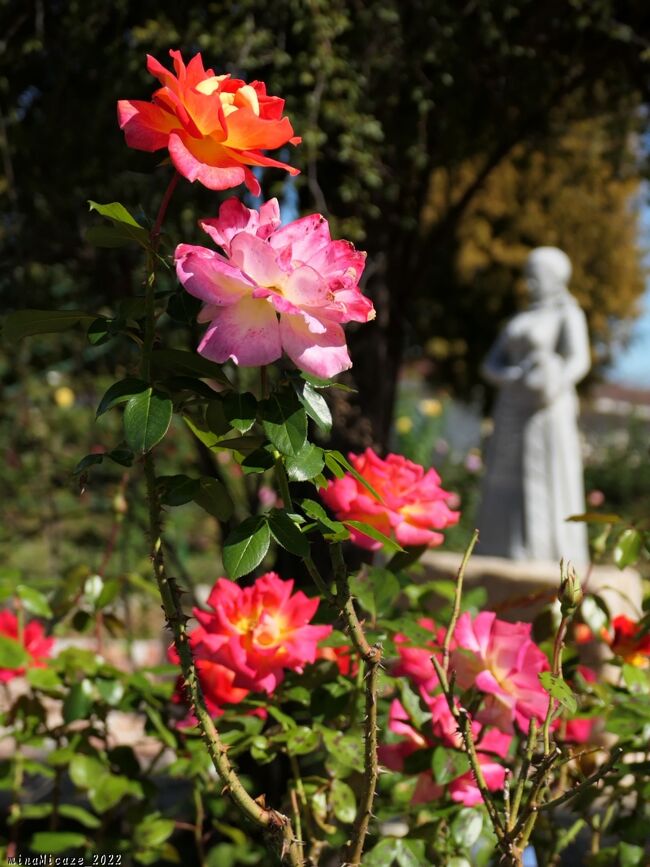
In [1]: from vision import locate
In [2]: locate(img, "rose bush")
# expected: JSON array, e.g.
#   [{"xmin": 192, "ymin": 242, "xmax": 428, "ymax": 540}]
[{"xmin": 2, "ymin": 44, "xmax": 648, "ymax": 867}]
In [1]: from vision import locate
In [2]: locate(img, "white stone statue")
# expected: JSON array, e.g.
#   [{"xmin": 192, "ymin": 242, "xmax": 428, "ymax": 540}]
[{"xmin": 476, "ymin": 247, "xmax": 590, "ymax": 566}]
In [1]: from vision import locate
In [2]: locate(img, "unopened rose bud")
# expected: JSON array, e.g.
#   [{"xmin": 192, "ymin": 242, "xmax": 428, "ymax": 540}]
[{"xmin": 559, "ymin": 561, "xmax": 582, "ymax": 616}]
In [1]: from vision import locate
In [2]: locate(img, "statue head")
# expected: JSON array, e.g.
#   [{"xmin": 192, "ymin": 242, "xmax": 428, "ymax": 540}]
[{"xmin": 524, "ymin": 247, "xmax": 572, "ymax": 305}]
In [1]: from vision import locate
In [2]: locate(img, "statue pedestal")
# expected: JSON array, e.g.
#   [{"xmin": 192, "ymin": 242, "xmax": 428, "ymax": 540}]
[{"xmin": 421, "ymin": 550, "xmax": 642, "ymax": 621}]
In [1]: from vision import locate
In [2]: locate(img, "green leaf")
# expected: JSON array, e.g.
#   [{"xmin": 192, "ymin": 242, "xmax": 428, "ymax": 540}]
[
  {"xmin": 95, "ymin": 678, "xmax": 125, "ymax": 705},
  {"xmin": 567, "ymin": 512, "xmax": 623, "ymax": 524},
  {"xmin": 63, "ymin": 679, "xmax": 95, "ymax": 723},
  {"xmin": 30, "ymin": 831, "xmax": 87, "ymax": 854},
  {"xmin": 432, "ymin": 746, "xmax": 470, "ymax": 784},
  {"xmin": 0, "ymin": 634, "xmax": 29, "ymax": 669},
  {"xmin": 294, "ymin": 381, "xmax": 332, "ymax": 433},
  {"xmin": 223, "ymin": 392, "xmax": 257, "ymax": 433},
  {"xmin": 362, "ymin": 838, "xmax": 396, "ymax": 866},
  {"xmin": 284, "ymin": 726, "xmax": 320, "ymax": 755},
  {"xmin": 3, "ymin": 309, "xmax": 97, "ymax": 343},
  {"xmin": 614, "ymin": 528, "xmax": 643, "ymax": 569},
  {"xmin": 326, "ymin": 450, "xmax": 383, "ymax": 501},
  {"xmin": 622, "ymin": 663, "xmax": 650, "ymax": 693},
  {"xmin": 158, "ymin": 474, "xmax": 201, "ymax": 506},
  {"xmin": 259, "ymin": 390, "xmax": 307, "ymax": 456},
  {"xmin": 399, "ymin": 680, "xmax": 431, "ymax": 728},
  {"xmin": 370, "ymin": 568, "xmax": 401, "ymax": 616},
  {"xmin": 151, "ymin": 348, "xmax": 232, "ymax": 387},
  {"xmin": 69, "ymin": 754, "xmax": 107, "ymax": 789},
  {"xmin": 16, "ymin": 584, "xmax": 52, "ymax": 617},
  {"xmin": 58, "ymin": 804, "xmax": 101, "ymax": 829},
  {"xmin": 539, "ymin": 671, "xmax": 577, "ymax": 713},
  {"xmin": 268, "ymin": 509, "xmax": 309, "ymax": 557},
  {"xmin": 73, "ymin": 453, "xmax": 104, "ymax": 475},
  {"xmin": 619, "ymin": 842, "xmax": 645, "ymax": 867},
  {"xmin": 349, "ymin": 572, "xmax": 378, "ymax": 618},
  {"xmin": 89, "ymin": 774, "xmax": 140, "ymax": 812},
  {"xmin": 214, "ymin": 434, "xmax": 265, "ymax": 453},
  {"xmin": 345, "ymin": 519, "xmax": 403, "ymax": 553},
  {"xmin": 134, "ymin": 814, "xmax": 175, "ymax": 847},
  {"xmin": 87, "ymin": 200, "xmax": 149, "ymax": 247},
  {"xmin": 145, "ymin": 706, "xmax": 177, "ymax": 750},
  {"xmin": 223, "ymin": 517, "xmax": 271, "ymax": 579},
  {"xmin": 451, "ymin": 807, "xmax": 483, "ymax": 848},
  {"xmin": 123, "ymin": 387, "xmax": 173, "ymax": 454},
  {"xmin": 330, "ymin": 779, "xmax": 356, "ymax": 824},
  {"xmin": 193, "ymin": 477, "xmax": 234, "ymax": 521},
  {"xmin": 96, "ymin": 377, "xmax": 148, "ymax": 417},
  {"xmin": 206, "ymin": 400, "xmax": 231, "ymax": 436},
  {"xmin": 27, "ymin": 668, "xmax": 62, "ymax": 691},
  {"xmin": 107, "ymin": 446, "xmax": 134, "ymax": 467},
  {"xmin": 88, "ymin": 200, "xmax": 143, "ymax": 227},
  {"xmin": 324, "ymin": 452, "xmax": 346, "ymax": 478},
  {"xmin": 183, "ymin": 413, "xmax": 221, "ymax": 448},
  {"xmin": 285, "ymin": 443, "xmax": 325, "ymax": 481},
  {"xmin": 241, "ymin": 446, "xmax": 275, "ymax": 474},
  {"xmin": 300, "ymin": 498, "xmax": 349, "ymax": 538}
]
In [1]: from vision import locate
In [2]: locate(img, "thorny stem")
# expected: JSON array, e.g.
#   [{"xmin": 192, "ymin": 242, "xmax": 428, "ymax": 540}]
[
  {"xmin": 442, "ymin": 528, "xmax": 479, "ymax": 673},
  {"xmin": 433, "ymin": 531, "xmax": 505, "ymax": 838},
  {"xmin": 509, "ymin": 719, "xmax": 538, "ymax": 829},
  {"xmin": 331, "ymin": 543, "xmax": 382, "ymax": 867},
  {"xmin": 141, "ymin": 173, "xmax": 303, "ymax": 866},
  {"xmin": 432, "ymin": 654, "xmax": 505, "ymax": 838},
  {"xmin": 304, "ymin": 545, "xmax": 381, "ymax": 865},
  {"xmin": 538, "ymin": 748, "xmax": 621, "ymax": 812}
]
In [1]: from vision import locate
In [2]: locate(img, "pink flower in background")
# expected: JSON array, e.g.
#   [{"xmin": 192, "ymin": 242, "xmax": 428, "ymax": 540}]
[
  {"xmin": 190, "ymin": 572, "xmax": 331, "ymax": 693},
  {"xmin": 451, "ymin": 612, "xmax": 550, "ymax": 733},
  {"xmin": 175, "ymin": 197, "xmax": 374, "ymax": 377},
  {"xmin": 118, "ymin": 50, "xmax": 300, "ymax": 194},
  {"xmin": 586, "ymin": 489, "xmax": 605, "ymax": 508},
  {"xmin": 169, "ymin": 653, "xmax": 250, "ymax": 718},
  {"xmin": 316, "ymin": 644, "xmax": 358, "ymax": 677},
  {"xmin": 0, "ymin": 611, "xmax": 54, "ymax": 683},
  {"xmin": 320, "ymin": 448, "xmax": 459, "ymax": 550},
  {"xmin": 393, "ymin": 617, "xmax": 443, "ymax": 692},
  {"xmin": 381, "ymin": 693, "xmax": 511, "ymax": 807}
]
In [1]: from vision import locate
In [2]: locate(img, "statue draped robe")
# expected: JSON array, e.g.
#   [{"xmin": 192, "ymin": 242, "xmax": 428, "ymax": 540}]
[{"xmin": 476, "ymin": 298, "xmax": 590, "ymax": 566}]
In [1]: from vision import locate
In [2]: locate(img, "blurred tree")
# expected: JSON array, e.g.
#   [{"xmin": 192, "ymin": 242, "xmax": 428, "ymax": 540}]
[
  {"xmin": 420, "ymin": 110, "xmax": 647, "ymax": 396},
  {"xmin": 1, "ymin": 0, "xmax": 650, "ymax": 448}
]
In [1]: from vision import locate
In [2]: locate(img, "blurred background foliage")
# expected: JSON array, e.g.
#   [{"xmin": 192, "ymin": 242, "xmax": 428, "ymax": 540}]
[{"xmin": 2, "ymin": 0, "xmax": 650, "ymax": 579}]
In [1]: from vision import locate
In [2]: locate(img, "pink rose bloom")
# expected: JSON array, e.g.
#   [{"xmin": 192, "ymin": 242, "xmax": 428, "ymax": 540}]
[
  {"xmin": 175, "ymin": 197, "xmax": 374, "ymax": 378},
  {"xmin": 0, "ymin": 610, "xmax": 54, "ymax": 683},
  {"xmin": 118, "ymin": 50, "xmax": 300, "ymax": 195},
  {"xmin": 381, "ymin": 693, "xmax": 511, "ymax": 807},
  {"xmin": 320, "ymin": 448, "xmax": 459, "ymax": 550},
  {"xmin": 190, "ymin": 572, "xmax": 332, "ymax": 693},
  {"xmin": 393, "ymin": 617, "xmax": 443, "ymax": 692},
  {"xmin": 451, "ymin": 612, "xmax": 550, "ymax": 733}
]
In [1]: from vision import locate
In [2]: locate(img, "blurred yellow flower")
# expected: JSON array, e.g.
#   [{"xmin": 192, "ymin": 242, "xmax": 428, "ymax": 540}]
[
  {"xmin": 54, "ymin": 386, "xmax": 75, "ymax": 408},
  {"xmin": 395, "ymin": 416, "xmax": 413, "ymax": 434},
  {"xmin": 418, "ymin": 398, "xmax": 442, "ymax": 418}
]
